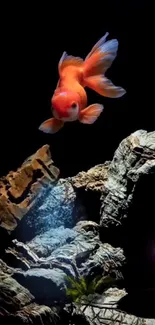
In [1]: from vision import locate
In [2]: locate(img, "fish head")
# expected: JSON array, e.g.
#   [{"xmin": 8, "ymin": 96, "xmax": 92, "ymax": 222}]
[{"xmin": 51, "ymin": 90, "xmax": 80, "ymax": 121}]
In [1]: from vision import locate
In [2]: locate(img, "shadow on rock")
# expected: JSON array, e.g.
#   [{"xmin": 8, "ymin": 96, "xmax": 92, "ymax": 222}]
[
  {"xmin": 118, "ymin": 172, "xmax": 155, "ymax": 318},
  {"xmin": 117, "ymin": 288, "xmax": 155, "ymax": 319},
  {"xmin": 73, "ymin": 187, "xmax": 102, "ymax": 224},
  {"xmin": 122, "ymin": 172, "xmax": 155, "ymax": 290}
]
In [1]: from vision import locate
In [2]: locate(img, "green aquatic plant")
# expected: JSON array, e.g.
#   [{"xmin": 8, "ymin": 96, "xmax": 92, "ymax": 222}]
[{"xmin": 65, "ymin": 274, "xmax": 116, "ymax": 303}]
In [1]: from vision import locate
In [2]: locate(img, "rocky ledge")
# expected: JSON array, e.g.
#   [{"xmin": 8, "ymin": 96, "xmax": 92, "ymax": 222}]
[
  {"xmin": 0, "ymin": 129, "xmax": 155, "ymax": 324},
  {"xmin": 0, "ymin": 259, "xmax": 57, "ymax": 325}
]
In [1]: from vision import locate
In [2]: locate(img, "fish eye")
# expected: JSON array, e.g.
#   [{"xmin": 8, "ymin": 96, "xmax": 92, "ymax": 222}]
[{"xmin": 71, "ymin": 102, "xmax": 77, "ymax": 109}]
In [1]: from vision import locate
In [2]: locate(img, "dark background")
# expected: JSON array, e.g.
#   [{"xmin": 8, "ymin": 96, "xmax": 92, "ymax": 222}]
[{"xmin": 1, "ymin": 2, "xmax": 154, "ymax": 177}]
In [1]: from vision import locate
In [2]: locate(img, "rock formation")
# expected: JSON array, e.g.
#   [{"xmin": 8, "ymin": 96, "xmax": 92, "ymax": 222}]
[
  {"xmin": 0, "ymin": 260, "xmax": 58, "ymax": 325},
  {"xmin": 0, "ymin": 129, "xmax": 155, "ymax": 324},
  {"xmin": 0, "ymin": 145, "xmax": 59, "ymax": 234},
  {"xmin": 72, "ymin": 287, "xmax": 155, "ymax": 324},
  {"xmin": 100, "ymin": 130, "xmax": 155, "ymax": 230}
]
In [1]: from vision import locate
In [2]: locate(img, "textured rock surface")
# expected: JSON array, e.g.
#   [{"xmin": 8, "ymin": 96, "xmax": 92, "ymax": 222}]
[
  {"xmin": 74, "ymin": 287, "xmax": 155, "ymax": 325},
  {"xmin": 0, "ymin": 145, "xmax": 60, "ymax": 234},
  {"xmin": 27, "ymin": 227, "xmax": 77, "ymax": 257},
  {"xmin": 13, "ymin": 178, "xmax": 87, "ymax": 242},
  {"xmin": 13, "ymin": 267, "xmax": 68, "ymax": 305},
  {"xmin": 100, "ymin": 130, "xmax": 155, "ymax": 228},
  {"xmin": 0, "ymin": 130, "xmax": 155, "ymax": 323},
  {"xmin": 68, "ymin": 163, "xmax": 111, "ymax": 224},
  {"xmin": 11, "ymin": 221, "xmax": 125, "ymax": 304},
  {"xmin": 69, "ymin": 162, "xmax": 110, "ymax": 192},
  {"xmin": 0, "ymin": 262, "xmax": 56, "ymax": 324},
  {"xmin": 4, "ymin": 239, "xmax": 40, "ymax": 270}
]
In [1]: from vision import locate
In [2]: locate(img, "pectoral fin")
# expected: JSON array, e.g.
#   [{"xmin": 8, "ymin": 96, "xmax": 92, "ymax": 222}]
[
  {"xmin": 39, "ymin": 118, "xmax": 64, "ymax": 134},
  {"xmin": 79, "ymin": 104, "xmax": 104, "ymax": 124}
]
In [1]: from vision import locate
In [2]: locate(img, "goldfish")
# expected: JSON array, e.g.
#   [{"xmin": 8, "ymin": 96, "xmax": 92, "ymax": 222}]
[{"xmin": 39, "ymin": 32, "xmax": 126, "ymax": 134}]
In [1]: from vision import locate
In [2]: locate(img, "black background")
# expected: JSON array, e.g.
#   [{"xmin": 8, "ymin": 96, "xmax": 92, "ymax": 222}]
[{"xmin": 1, "ymin": 1, "xmax": 154, "ymax": 177}]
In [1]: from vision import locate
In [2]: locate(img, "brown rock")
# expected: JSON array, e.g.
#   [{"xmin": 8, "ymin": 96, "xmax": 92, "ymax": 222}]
[
  {"xmin": 69, "ymin": 162, "xmax": 110, "ymax": 192},
  {"xmin": 0, "ymin": 145, "xmax": 60, "ymax": 233}
]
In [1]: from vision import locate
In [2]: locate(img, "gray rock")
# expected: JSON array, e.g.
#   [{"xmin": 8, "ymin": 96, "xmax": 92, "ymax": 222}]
[
  {"xmin": 0, "ymin": 272, "xmax": 34, "ymax": 311},
  {"xmin": 12, "ymin": 221, "xmax": 125, "ymax": 304},
  {"xmin": 47, "ymin": 221, "xmax": 125, "ymax": 280},
  {"xmin": 13, "ymin": 267, "xmax": 68, "ymax": 305},
  {"xmin": 4, "ymin": 239, "xmax": 40, "ymax": 271},
  {"xmin": 0, "ymin": 258, "xmax": 14, "ymax": 275},
  {"xmin": 74, "ymin": 220, "xmax": 100, "ymax": 234},
  {"xmin": 1, "ymin": 130, "xmax": 154, "ymax": 322},
  {"xmin": 0, "ymin": 266, "xmax": 56, "ymax": 324},
  {"xmin": 74, "ymin": 287, "xmax": 155, "ymax": 325},
  {"xmin": 100, "ymin": 130, "xmax": 155, "ymax": 228},
  {"xmin": 27, "ymin": 226, "xmax": 77, "ymax": 257},
  {"xmin": 12, "ymin": 239, "xmax": 40, "ymax": 263}
]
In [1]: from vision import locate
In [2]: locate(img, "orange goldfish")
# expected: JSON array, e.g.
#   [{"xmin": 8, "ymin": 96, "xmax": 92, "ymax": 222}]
[{"xmin": 39, "ymin": 32, "xmax": 126, "ymax": 134}]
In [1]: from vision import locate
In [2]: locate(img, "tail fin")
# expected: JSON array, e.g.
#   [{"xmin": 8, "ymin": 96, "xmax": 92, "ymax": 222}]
[{"xmin": 83, "ymin": 33, "xmax": 126, "ymax": 98}]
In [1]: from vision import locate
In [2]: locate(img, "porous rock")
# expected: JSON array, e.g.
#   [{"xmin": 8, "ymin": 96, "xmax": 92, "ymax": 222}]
[
  {"xmin": 0, "ymin": 145, "xmax": 60, "ymax": 234},
  {"xmin": 69, "ymin": 162, "xmax": 110, "ymax": 192}
]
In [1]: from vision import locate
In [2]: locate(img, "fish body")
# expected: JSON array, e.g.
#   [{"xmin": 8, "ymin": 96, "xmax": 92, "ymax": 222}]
[{"xmin": 39, "ymin": 32, "xmax": 126, "ymax": 134}]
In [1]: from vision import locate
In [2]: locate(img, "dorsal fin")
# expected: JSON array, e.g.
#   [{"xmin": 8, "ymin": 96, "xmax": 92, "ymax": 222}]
[
  {"xmin": 58, "ymin": 51, "xmax": 83, "ymax": 73},
  {"xmin": 85, "ymin": 32, "xmax": 109, "ymax": 60}
]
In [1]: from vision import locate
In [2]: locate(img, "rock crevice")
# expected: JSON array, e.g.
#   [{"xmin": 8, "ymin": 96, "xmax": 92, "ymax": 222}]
[{"xmin": 0, "ymin": 129, "xmax": 155, "ymax": 324}]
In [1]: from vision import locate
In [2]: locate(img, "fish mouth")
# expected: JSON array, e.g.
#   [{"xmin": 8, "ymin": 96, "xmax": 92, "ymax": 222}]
[
  {"xmin": 52, "ymin": 107, "xmax": 78, "ymax": 122},
  {"xmin": 52, "ymin": 107, "xmax": 70, "ymax": 119}
]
